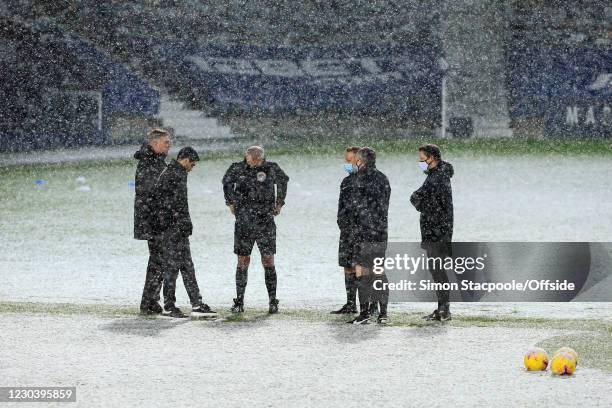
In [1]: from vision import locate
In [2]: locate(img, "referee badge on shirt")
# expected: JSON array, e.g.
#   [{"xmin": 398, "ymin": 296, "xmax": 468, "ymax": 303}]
[{"xmin": 256, "ymin": 172, "xmax": 267, "ymax": 182}]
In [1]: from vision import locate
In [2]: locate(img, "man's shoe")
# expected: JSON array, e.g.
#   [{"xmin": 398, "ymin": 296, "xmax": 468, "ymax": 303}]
[
  {"xmin": 377, "ymin": 313, "xmax": 389, "ymax": 325},
  {"xmin": 348, "ymin": 312, "xmax": 370, "ymax": 325},
  {"xmin": 438, "ymin": 309, "xmax": 452, "ymax": 322},
  {"xmin": 162, "ymin": 306, "xmax": 187, "ymax": 318},
  {"xmin": 139, "ymin": 307, "xmax": 154, "ymax": 316},
  {"xmin": 149, "ymin": 302, "xmax": 163, "ymax": 314},
  {"xmin": 191, "ymin": 303, "xmax": 217, "ymax": 318},
  {"xmin": 423, "ymin": 309, "xmax": 440, "ymax": 321},
  {"xmin": 369, "ymin": 302, "xmax": 379, "ymax": 316},
  {"xmin": 230, "ymin": 298, "xmax": 244, "ymax": 314},
  {"xmin": 269, "ymin": 298, "xmax": 279, "ymax": 314},
  {"xmin": 330, "ymin": 301, "xmax": 357, "ymax": 314},
  {"xmin": 140, "ymin": 302, "xmax": 163, "ymax": 316}
]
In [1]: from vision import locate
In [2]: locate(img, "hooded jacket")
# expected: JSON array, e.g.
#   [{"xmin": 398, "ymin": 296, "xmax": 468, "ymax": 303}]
[
  {"xmin": 133, "ymin": 143, "xmax": 166, "ymax": 240},
  {"xmin": 410, "ymin": 160, "xmax": 454, "ymax": 243},
  {"xmin": 152, "ymin": 159, "xmax": 193, "ymax": 237},
  {"xmin": 352, "ymin": 165, "xmax": 391, "ymax": 244}
]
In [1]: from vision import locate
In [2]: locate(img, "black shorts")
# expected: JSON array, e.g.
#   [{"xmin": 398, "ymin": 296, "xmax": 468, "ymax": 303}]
[
  {"xmin": 234, "ymin": 220, "xmax": 276, "ymax": 256},
  {"xmin": 338, "ymin": 231, "xmax": 356, "ymax": 268},
  {"xmin": 353, "ymin": 242, "xmax": 387, "ymax": 269}
]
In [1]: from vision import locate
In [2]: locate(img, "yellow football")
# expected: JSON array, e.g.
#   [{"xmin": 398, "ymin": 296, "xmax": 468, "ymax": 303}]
[
  {"xmin": 550, "ymin": 351, "xmax": 576, "ymax": 375},
  {"xmin": 524, "ymin": 347, "xmax": 549, "ymax": 371},
  {"xmin": 555, "ymin": 347, "xmax": 578, "ymax": 366}
]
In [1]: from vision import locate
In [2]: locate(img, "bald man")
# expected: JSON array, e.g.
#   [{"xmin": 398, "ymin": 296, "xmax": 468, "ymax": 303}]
[{"xmin": 222, "ymin": 146, "xmax": 289, "ymax": 314}]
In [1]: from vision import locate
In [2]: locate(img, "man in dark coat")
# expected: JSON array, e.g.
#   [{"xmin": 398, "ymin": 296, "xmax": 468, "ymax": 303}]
[
  {"xmin": 222, "ymin": 145, "xmax": 289, "ymax": 314},
  {"xmin": 410, "ymin": 143, "xmax": 454, "ymax": 321},
  {"xmin": 134, "ymin": 128, "xmax": 170, "ymax": 315},
  {"xmin": 331, "ymin": 146, "xmax": 360, "ymax": 314},
  {"xmin": 154, "ymin": 147, "xmax": 217, "ymax": 317},
  {"xmin": 348, "ymin": 147, "xmax": 391, "ymax": 325},
  {"xmin": 154, "ymin": 147, "xmax": 216, "ymax": 318}
]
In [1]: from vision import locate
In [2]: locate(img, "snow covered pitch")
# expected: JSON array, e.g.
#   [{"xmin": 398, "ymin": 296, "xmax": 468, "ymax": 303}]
[{"xmin": 1, "ymin": 150, "xmax": 611, "ymax": 406}]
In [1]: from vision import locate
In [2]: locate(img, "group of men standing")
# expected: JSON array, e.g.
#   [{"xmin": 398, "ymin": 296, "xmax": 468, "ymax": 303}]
[
  {"xmin": 333, "ymin": 146, "xmax": 392, "ymax": 324},
  {"xmin": 134, "ymin": 127, "xmax": 454, "ymax": 324},
  {"xmin": 135, "ymin": 129, "xmax": 288, "ymax": 318},
  {"xmin": 135, "ymin": 128, "xmax": 216, "ymax": 318},
  {"xmin": 332, "ymin": 144, "xmax": 454, "ymax": 324}
]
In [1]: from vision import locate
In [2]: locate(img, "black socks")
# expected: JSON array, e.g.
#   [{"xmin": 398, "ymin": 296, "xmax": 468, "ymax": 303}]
[
  {"xmin": 236, "ymin": 265, "xmax": 277, "ymax": 302},
  {"xmin": 264, "ymin": 266, "xmax": 277, "ymax": 301},
  {"xmin": 356, "ymin": 274, "xmax": 389, "ymax": 316},
  {"xmin": 345, "ymin": 273, "xmax": 357, "ymax": 305},
  {"xmin": 235, "ymin": 266, "xmax": 248, "ymax": 301},
  {"xmin": 373, "ymin": 273, "xmax": 389, "ymax": 315},
  {"xmin": 357, "ymin": 275, "xmax": 372, "ymax": 315}
]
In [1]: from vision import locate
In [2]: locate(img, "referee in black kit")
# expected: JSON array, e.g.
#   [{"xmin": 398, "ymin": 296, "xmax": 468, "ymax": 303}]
[{"xmin": 222, "ymin": 146, "xmax": 289, "ymax": 314}]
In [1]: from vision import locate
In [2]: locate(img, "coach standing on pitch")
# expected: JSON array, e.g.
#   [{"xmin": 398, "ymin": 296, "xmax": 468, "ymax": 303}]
[
  {"xmin": 222, "ymin": 146, "xmax": 289, "ymax": 314},
  {"xmin": 410, "ymin": 144, "xmax": 454, "ymax": 321},
  {"xmin": 349, "ymin": 147, "xmax": 391, "ymax": 325},
  {"xmin": 154, "ymin": 147, "xmax": 217, "ymax": 318},
  {"xmin": 134, "ymin": 128, "xmax": 170, "ymax": 315},
  {"xmin": 331, "ymin": 146, "xmax": 360, "ymax": 314}
]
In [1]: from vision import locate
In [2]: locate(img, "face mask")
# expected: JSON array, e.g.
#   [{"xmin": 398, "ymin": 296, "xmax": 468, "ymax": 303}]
[
  {"xmin": 343, "ymin": 163, "xmax": 357, "ymax": 174},
  {"xmin": 418, "ymin": 161, "xmax": 429, "ymax": 171}
]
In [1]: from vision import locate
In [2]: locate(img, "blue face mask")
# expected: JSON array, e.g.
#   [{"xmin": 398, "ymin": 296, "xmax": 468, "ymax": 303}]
[
  {"xmin": 343, "ymin": 163, "xmax": 357, "ymax": 174},
  {"xmin": 418, "ymin": 161, "xmax": 429, "ymax": 171}
]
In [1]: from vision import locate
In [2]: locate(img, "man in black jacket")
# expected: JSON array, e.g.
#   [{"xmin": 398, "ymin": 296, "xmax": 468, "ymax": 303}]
[
  {"xmin": 348, "ymin": 147, "xmax": 391, "ymax": 325},
  {"xmin": 135, "ymin": 128, "xmax": 170, "ymax": 315},
  {"xmin": 331, "ymin": 146, "xmax": 360, "ymax": 314},
  {"xmin": 222, "ymin": 146, "xmax": 289, "ymax": 314},
  {"xmin": 410, "ymin": 144, "xmax": 454, "ymax": 321},
  {"xmin": 155, "ymin": 147, "xmax": 217, "ymax": 318}
]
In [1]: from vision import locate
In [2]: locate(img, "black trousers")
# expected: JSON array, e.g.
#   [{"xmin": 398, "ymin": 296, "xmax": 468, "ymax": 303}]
[
  {"xmin": 424, "ymin": 241, "xmax": 452, "ymax": 307},
  {"xmin": 161, "ymin": 231, "xmax": 202, "ymax": 309},
  {"xmin": 338, "ymin": 230, "xmax": 356, "ymax": 268},
  {"xmin": 140, "ymin": 238, "xmax": 164, "ymax": 310}
]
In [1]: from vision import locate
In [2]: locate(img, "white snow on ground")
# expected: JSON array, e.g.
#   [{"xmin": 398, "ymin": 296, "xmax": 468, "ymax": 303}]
[
  {"xmin": 1, "ymin": 153, "xmax": 611, "ymax": 311},
  {"xmin": 0, "ymin": 145, "xmax": 143, "ymax": 166},
  {"xmin": 0, "ymin": 314, "xmax": 610, "ymax": 408},
  {"xmin": 0, "ymin": 142, "xmax": 237, "ymax": 166},
  {"xmin": 391, "ymin": 302, "xmax": 612, "ymax": 321}
]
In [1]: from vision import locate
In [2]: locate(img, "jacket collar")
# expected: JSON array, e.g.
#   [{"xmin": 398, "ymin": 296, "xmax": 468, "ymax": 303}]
[
  {"xmin": 134, "ymin": 143, "xmax": 165, "ymax": 161},
  {"xmin": 170, "ymin": 159, "xmax": 187, "ymax": 174},
  {"xmin": 359, "ymin": 164, "xmax": 377, "ymax": 175},
  {"xmin": 243, "ymin": 159, "xmax": 267, "ymax": 170}
]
